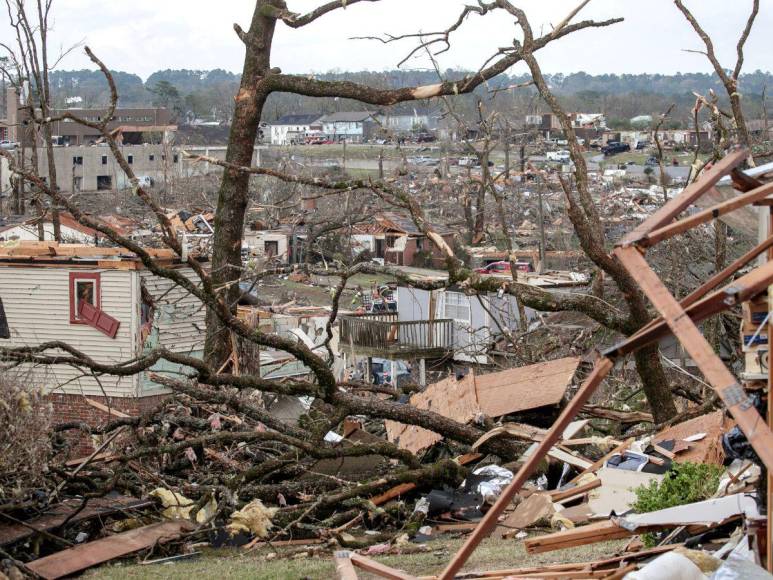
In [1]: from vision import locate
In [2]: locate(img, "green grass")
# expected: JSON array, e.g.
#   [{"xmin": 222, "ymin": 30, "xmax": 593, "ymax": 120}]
[{"xmin": 86, "ymin": 537, "xmax": 628, "ymax": 580}]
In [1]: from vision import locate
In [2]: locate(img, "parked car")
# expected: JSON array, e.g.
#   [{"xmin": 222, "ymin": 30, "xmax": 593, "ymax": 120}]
[
  {"xmin": 635, "ymin": 140, "xmax": 650, "ymax": 150},
  {"xmin": 474, "ymin": 261, "xmax": 532, "ymax": 275},
  {"xmin": 602, "ymin": 142, "xmax": 630, "ymax": 156},
  {"xmin": 0, "ymin": 140, "xmax": 17, "ymax": 150},
  {"xmin": 415, "ymin": 132, "xmax": 436, "ymax": 143}
]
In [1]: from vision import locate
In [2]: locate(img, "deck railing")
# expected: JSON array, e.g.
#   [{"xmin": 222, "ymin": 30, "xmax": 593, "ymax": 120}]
[{"xmin": 340, "ymin": 313, "xmax": 454, "ymax": 357}]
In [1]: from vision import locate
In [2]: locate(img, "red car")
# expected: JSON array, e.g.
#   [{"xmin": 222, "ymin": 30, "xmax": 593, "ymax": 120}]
[{"xmin": 474, "ymin": 261, "xmax": 532, "ymax": 275}]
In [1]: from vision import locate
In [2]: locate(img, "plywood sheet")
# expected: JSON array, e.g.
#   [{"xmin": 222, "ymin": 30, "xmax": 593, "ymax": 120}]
[
  {"xmin": 654, "ymin": 410, "xmax": 733, "ymax": 465},
  {"xmin": 385, "ymin": 373, "xmax": 478, "ymax": 454},
  {"xmin": 26, "ymin": 521, "xmax": 193, "ymax": 579},
  {"xmin": 474, "ymin": 356, "xmax": 580, "ymax": 417}
]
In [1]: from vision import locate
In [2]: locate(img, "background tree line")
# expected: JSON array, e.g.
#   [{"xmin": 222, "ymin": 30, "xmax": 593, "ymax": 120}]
[{"xmin": 25, "ymin": 68, "xmax": 772, "ymax": 128}]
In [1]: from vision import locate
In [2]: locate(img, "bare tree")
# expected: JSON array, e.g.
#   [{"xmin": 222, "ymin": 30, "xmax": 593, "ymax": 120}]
[
  {"xmin": 675, "ymin": 0, "xmax": 759, "ymax": 159},
  {"xmin": 203, "ymin": 0, "xmax": 621, "ymax": 368}
]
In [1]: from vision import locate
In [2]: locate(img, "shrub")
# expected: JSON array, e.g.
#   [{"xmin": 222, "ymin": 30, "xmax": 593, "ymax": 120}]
[
  {"xmin": 632, "ymin": 461, "xmax": 724, "ymax": 546},
  {"xmin": 0, "ymin": 374, "xmax": 53, "ymax": 499}
]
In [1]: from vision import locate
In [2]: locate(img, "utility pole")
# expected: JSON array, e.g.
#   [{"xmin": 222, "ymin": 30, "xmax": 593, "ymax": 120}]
[
  {"xmin": 378, "ymin": 148, "xmax": 383, "ymax": 179},
  {"xmin": 537, "ymin": 179, "xmax": 546, "ymax": 274},
  {"xmin": 504, "ymin": 120, "xmax": 510, "ymax": 180}
]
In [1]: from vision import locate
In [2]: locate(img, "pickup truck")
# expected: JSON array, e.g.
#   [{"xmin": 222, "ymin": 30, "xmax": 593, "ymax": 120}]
[{"xmin": 602, "ymin": 142, "xmax": 630, "ymax": 156}]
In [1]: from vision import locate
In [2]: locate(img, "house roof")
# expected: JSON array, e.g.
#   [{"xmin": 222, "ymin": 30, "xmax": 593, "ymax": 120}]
[
  {"xmin": 376, "ymin": 212, "xmax": 452, "ymax": 236},
  {"xmin": 319, "ymin": 111, "xmax": 376, "ymax": 123},
  {"xmin": 273, "ymin": 114, "xmax": 323, "ymax": 126},
  {"xmin": 0, "ymin": 241, "xmax": 200, "ymax": 269}
]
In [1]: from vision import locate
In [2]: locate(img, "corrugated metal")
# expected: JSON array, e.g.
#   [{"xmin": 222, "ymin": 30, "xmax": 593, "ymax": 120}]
[{"xmin": 0, "ymin": 267, "xmax": 138, "ymax": 396}]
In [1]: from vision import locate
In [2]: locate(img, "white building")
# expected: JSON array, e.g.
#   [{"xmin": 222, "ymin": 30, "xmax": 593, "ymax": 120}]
[
  {"xmin": 319, "ymin": 111, "xmax": 377, "ymax": 143},
  {"xmin": 268, "ymin": 114, "xmax": 323, "ymax": 145}
]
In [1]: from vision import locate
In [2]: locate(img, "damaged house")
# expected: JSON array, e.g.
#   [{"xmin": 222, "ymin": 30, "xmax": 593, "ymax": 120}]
[
  {"xmin": 0, "ymin": 242, "xmax": 206, "ymax": 425},
  {"xmin": 351, "ymin": 211, "xmax": 455, "ymax": 269},
  {"xmin": 340, "ymin": 284, "xmax": 531, "ymax": 377}
]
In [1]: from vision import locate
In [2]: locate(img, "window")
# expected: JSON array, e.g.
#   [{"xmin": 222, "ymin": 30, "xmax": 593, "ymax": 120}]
[
  {"xmin": 73, "ymin": 156, "xmax": 83, "ymax": 165},
  {"xmin": 444, "ymin": 292, "xmax": 470, "ymax": 322},
  {"xmin": 173, "ymin": 154, "xmax": 179, "ymax": 163},
  {"xmin": 101, "ymin": 155, "xmax": 108, "ymax": 165},
  {"xmin": 69, "ymin": 272, "xmax": 100, "ymax": 324},
  {"xmin": 149, "ymin": 154, "xmax": 155, "ymax": 162},
  {"xmin": 97, "ymin": 175, "xmax": 112, "ymax": 190},
  {"xmin": 127, "ymin": 155, "xmax": 133, "ymax": 165}
]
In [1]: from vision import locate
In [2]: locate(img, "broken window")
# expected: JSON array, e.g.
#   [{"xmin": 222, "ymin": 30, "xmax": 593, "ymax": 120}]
[
  {"xmin": 0, "ymin": 297, "xmax": 9, "ymax": 339},
  {"xmin": 149, "ymin": 154, "xmax": 155, "ymax": 162},
  {"xmin": 127, "ymin": 155, "xmax": 133, "ymax": 165},
  {"xmin": 69, "ymin": 272, "xmax": 100, "ymax": 324},
  {"xmin": 101, "ymin": 155, "xmax": 108, "ymax": 165},
  {"xmin": 72, "ymin": 156, "xmax": 83, "ymax": 166},
  {"xmin": 97, "ymin": 175, "xmax": 112, "ymax": 190}
]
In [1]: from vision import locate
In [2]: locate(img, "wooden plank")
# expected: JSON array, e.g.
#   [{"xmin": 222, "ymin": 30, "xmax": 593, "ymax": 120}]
[
  {"xmin": 26, "ymin": 521, "xmax": 193, "ymax": 579},
  {"xmin": 614, "ymin": 246, "xmax": 773, "ymax": 472},
  {"xmin": 438, "ymin": 358, "xmax": 614, "ymax": 580},
  {"xmin": 85, "ymin": 398, "xmax": 130, "ymax": 418},
  {"xmin": 335, "ymin": 551, "xmax": 359, "ymax": 580},
  {"xmin": 603, "ymin": 255, "xmax": 773, "ymax": 361},
  {"xmin": 549, "ymin": 478, "xmax": 601, "ymax": 503},
  {"xmin": 350, "ymin": 553, "xmax": 416, "ymax": 580},
  {"xmin": 523, "ymin": 520, "xmax": 633, "ymax": 554},
  {"xmin": 641, "ymin": 182, "xmax": 773, "ymax": 247},
  {"xmin": 620, "ymin": 148, "xmax": 747, "ymax": 245}
]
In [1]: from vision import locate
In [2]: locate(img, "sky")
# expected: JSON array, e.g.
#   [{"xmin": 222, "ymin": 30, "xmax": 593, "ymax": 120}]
[{"xmin": 4, "ymin": 0, "xmax": 772, "ymax": 79}]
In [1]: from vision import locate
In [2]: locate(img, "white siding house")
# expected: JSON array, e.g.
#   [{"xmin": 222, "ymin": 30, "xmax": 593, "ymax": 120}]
[{"xmin": 0, "ymin": 244, "xmax": 206, "ymax": 398}]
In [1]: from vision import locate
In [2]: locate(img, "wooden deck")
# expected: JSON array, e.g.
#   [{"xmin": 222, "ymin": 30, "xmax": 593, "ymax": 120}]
[{"xmin": 340, "ymin": 312, "xmax": 453, "ymax": 359}]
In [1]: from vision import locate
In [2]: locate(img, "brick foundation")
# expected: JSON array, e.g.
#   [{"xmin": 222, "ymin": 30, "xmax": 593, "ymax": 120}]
[{"xmin": 48, "ymin": 393, "xmax": 170, "ymax": 454}]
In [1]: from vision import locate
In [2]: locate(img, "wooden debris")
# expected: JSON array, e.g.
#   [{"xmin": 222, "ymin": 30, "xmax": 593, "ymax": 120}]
[{"xmin": 25, "ymin": 520, "xmax": 194, "ymax": 579}]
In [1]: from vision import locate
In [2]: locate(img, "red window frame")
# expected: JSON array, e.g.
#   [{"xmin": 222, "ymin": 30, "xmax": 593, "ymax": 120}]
[{"xmin": 69, "ymin": 272, "xmax": 101, "ymax": 324}]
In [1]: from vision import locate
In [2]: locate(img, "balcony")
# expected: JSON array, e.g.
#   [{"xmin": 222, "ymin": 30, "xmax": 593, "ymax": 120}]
[{"xmin": 340, "ymin": 312, "xmax": 454, "ymax": 359}]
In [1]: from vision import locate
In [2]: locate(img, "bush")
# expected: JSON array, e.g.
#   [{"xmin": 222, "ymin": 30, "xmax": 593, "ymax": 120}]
[
  {"xmin": 0, "ymin": 374, "xmax": 53, "ymax": 499},
  {"xmin": 633, "ymin": 461, "xmax": 724, "ymax": 546}
]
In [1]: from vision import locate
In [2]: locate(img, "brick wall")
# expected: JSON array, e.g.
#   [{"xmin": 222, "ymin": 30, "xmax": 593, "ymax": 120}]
[{"xmin": 49, "ymin": 393, "xmax": 170, "ymax": 455}]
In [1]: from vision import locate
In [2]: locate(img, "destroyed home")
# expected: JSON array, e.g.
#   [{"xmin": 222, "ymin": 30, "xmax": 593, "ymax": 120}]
[
  {"xmin": 0, "ymin": 242, "xmax": 206, "ymax": 424},
  {"xmin": 2, "ymin": 2, "xmax": 773, "ymax": 580}
]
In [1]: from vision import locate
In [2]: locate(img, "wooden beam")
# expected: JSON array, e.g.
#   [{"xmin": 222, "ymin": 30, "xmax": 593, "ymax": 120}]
[
  {"xmin": 335, "ymin": 551, "xmax": 359, "ymax": 580},
  {"xmin": 438, "ymin": 357, "xmax": 614, "ymax": 580},
  {"xmin": 603, "ymin": 255, "xmax": 773, "ymax": 360},
  {"xmin": 620, "ymin": 148, "xmax": 747, "ymax": 245},
  {"xmin": 548, "ymin": 478, "xmax": 602, "ymax": 503},
  {"xmin": 639, "ymin": 182, "xmax": 773, "ymax": 248},
  {"xmin": 350, "ymin": 553, "xmax": 416, "ymax": 580},
  {"xmin": 614, "ymin": 246, "xmax": 773, "ymax": 472}
]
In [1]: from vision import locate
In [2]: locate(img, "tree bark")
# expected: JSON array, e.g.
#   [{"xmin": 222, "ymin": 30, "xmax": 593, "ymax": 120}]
[{"xmin": 205, "ymin": 1, "xmax": 278, "ymax": 368}]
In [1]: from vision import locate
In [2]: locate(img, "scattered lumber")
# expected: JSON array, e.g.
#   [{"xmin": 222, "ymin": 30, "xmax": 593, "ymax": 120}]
[{"xmin": 25, "ymin": 521, "xmax": 194, "ymax": 579}]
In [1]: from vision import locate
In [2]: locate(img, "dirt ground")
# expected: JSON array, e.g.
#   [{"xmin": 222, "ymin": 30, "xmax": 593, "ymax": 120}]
[{"xmin": 86, "ymin": 537, "xmax": 628, "ymax": 580}]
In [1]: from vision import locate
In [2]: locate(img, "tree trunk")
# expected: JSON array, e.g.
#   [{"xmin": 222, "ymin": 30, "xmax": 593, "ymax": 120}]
[
  {"xmin": 205, "ymin": 1, "xmax": 277, "ymax": 369},
  {"xmin": 634, "ymin": 343, "xmax": 678, "ymax": 423}
]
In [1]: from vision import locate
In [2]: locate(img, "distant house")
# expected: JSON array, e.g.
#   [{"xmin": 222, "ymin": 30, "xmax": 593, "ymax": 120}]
[
  {"xmin": 320, "ymin": 111, "xmax": 377, "ymax": 143},
  {"xmin": 352, "ymin": 212, "xmax": 455, "ymax": 269},
  {"xmin": 269, "ymin": 114, "xmax": 323, "ymax": 145}
]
